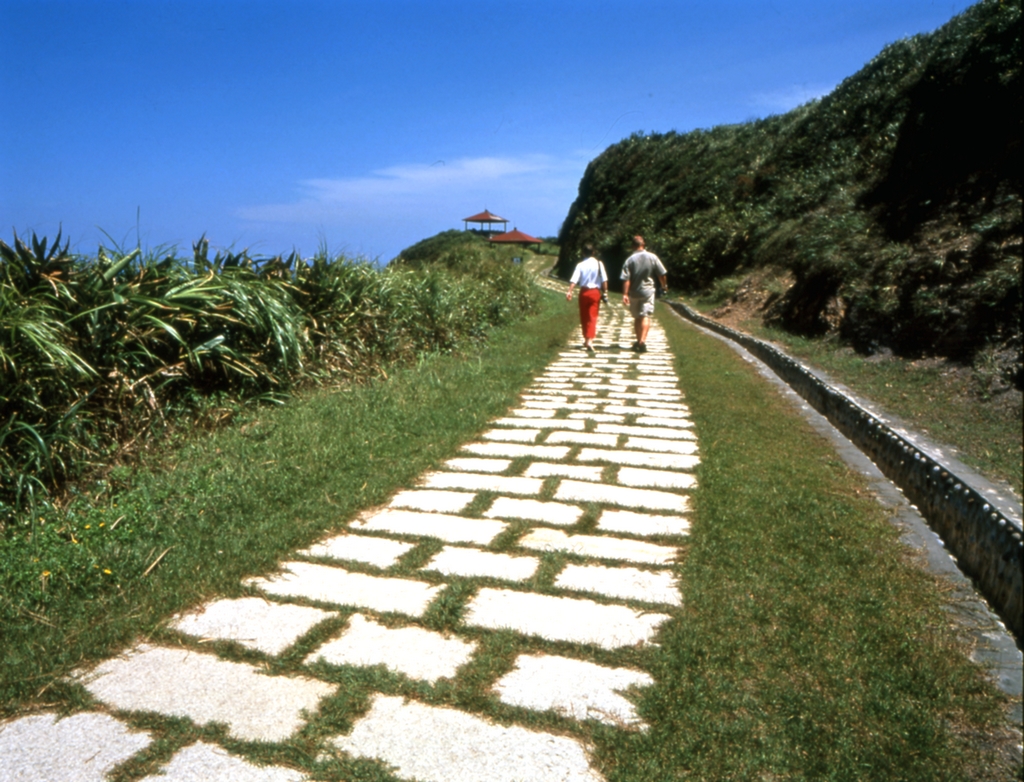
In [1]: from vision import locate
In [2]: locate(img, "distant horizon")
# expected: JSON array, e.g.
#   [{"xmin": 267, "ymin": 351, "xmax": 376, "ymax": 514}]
[{"xmin": 2, "ymin": 0, "xmax": 974, "ymax": 263}]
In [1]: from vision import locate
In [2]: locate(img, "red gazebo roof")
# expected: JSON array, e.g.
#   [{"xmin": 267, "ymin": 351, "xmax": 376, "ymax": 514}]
[
  {"xmin": 463, "ymin": 210, "xmax": 508, "ymax": 223},
  {"xmin": 489, "ymin": 228, "xmax": 542, "ymax": 245}
]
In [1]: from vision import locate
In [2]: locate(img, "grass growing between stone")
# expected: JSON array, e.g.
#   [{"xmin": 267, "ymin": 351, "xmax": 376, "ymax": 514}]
[
  {"xmin": 4, "ymin": 294, "xmax": 1015, "ymax": 781},
  {"xmin": 0, "ymin": 288, "xmax": 578, "ymax": 718},
  {"xmin": 591, "ymin": 309, "xmax": 1014, "ymax": 781}
]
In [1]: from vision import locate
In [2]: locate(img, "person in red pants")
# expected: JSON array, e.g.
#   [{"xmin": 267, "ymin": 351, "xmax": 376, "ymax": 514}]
[{"xmin": 565, "ymin": 243, "xmax": 609, "ymax": 352}]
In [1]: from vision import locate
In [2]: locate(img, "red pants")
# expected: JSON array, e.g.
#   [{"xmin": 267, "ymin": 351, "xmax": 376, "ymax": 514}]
[{"xmin": 578, "ymin": 288, "xmax": 602, "ymax": 340}]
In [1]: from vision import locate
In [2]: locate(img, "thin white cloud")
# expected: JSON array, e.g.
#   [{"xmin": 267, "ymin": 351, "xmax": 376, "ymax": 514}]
[
  {"xmin": 749, "ymin": 82, "xmax": 836, "ymax": 113},
  {"xmin": 237, "ymin": 154, "xmax": 584, "ymax": 224}
]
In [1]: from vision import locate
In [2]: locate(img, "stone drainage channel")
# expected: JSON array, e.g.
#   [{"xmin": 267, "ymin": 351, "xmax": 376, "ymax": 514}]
[
  {"xmin": 665, "ymin": 300, "xmax": 1023, "ymax": 641},
  {"xmin": 3, "ymin": 307, "xmax": 701, "ymax": 781}
]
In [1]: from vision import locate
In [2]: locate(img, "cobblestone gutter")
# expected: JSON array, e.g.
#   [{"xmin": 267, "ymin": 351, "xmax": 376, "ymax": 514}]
[{"xmin": 668, "ymin": 300, "xmax": 1023, "ymax": 640}]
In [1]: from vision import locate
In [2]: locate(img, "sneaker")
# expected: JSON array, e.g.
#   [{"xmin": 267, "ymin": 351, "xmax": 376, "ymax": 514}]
[
  {"xmin": 631, "ymin": 342, "xmax": 640, "ymax": 352},
  {"xmin": 638, "ymin": 343, "xmax": 647, "ymax": 353}
]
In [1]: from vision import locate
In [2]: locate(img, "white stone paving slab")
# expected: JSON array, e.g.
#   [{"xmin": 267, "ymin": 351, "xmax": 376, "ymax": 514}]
[
  {"xmin": 80, "ymin": 645, "xmax": 334, "ymax": 742},
  {"xmin": 598, "ymin": 509, "xmax": 691, "ymax": 537},
  {"xmin": 597, "ymin": 405, "xmax": 641, "ymax": 417},
  {"xmin": 299, "ymin": 534, "xmax": 414, "ymax": 567},
  {"xmin": 494, "ymin": 654, "xmax": 653, "ymax": 728},
  {"xmin": 607, "ymin": 391, "xmax": 682, "ymax": 402},
  {"xmin": 521, "ymin": 400, "xmax": 599, "ymax": 411},
  {"xmin": 578, "ymin": 448, "xmax": 700, "ymax": 471},
  {"xmin": 524, "ymin": 388, "xmax": 597, "ymax": 397},
  {"xmin": 555, "ymin": 564, "xmax": 682, "ymax": 606},
  {"xmin": 353, "ymin": 508, "xmax": 507, "ymax": 545},
  {"xmin": 508, "ymin": 407, "xmax": 557, "ymax": 418},
  {"xmin": 555, "ymin": 480, "xmax": 689, "ymax": 513},
  {"xmin": 611, "ymin": 406, "xmax": 689, "ymax": 419},
  {"xmin": 523, "ymin": 462, "xmax": 605, "ymax": 482},
  {"xmin": 596, "ymin": 423, "xmax": 696, "ymax": 440},
  {"xmin": 0, "ymin": 711, "xmax": 151, "ymax": 782},
  {"xmin": 518, "ymin": 528, "xmax": 677, "ymax": 565},
  {"xmin": 492, "ymin": 416, "xmax": 587, "ymax": 430},
  {"xmin": 632, "ymin": 388, "xmax": 683, "ymax": 397},
  {"xmin": 625, "ymin": 437, "xmax": 699, "ymax": 455},
  {"xmin": 422, "ymin": 471, "xmax": 544, "ymax": 496},
  {"xmin": 331, "ymin": 694, "xmax": 604, "ymax": 782},
  {"xmin": 484, "ymin": 497, "xmax": 583, "ymax": 526},
  {"xmin": 635, "ymin": 415, "xmax": 694, "ymax": 428},
  {"xmin": 546, "ymin": 430, "xmax": 620, "ymax": 447},
  {"xmin": 390, "ymin": 489, "xmax": 476, "ymax": 513},
  {"xmin": 634, "ymin": 398, "xmax": 688, "ymax": 410},
  {"xmin": 171, "ymin": 597, "xmax": 335, "ymax": 655},
  {"xmin": 141, "ymin": 742, "xmax": 307, "ymax": 782},
  {"xmin": 249, "ymin": 561, "xmax": 440, "ymax": 617},
  {"xmin": 464, "ymin": 588, "xmax": 669, "ymax": 649},
  {"xmin": 444, "ymin": 457, "xmax": 512, "ymax": 473},
  {"xmin": 617, "ymin": 467, "xmax": 698, "ymax": 490},
  {"xmin": 567, "ymin": 412, "xmax": 627, "ymax": 423},
  {"xmin": 308, "ymin": 614, "xmax": 476, "ymax": 682},
  {"xmin": 462, "ymin": 442, "xmax": 571, "ymax": 460},
  {"xmin": 481, "ymin": 428, "xmax": 540, "ymax": 443},
  {"xmin": 422, "ymin": 546, "xmax": 539, "ymax": 581}
]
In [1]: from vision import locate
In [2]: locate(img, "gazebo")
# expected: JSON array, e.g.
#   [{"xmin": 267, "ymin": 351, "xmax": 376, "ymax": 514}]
[
  {"xmin": 463, "ymin": 210, "xmax": 509, "ymax": 236},
  {"xmin": 489, "ymin": 228, "xmax": 542, "ymax": 247}
]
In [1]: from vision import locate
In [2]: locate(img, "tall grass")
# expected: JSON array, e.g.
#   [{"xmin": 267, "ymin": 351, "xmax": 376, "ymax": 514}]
[{"xmin": 0, "ymin": 232, "xmax": 537, "ymax": 528}]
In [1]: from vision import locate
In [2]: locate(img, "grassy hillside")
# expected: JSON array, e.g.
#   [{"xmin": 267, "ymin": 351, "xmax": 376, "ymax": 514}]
[
  {"xmin": 556, "ymin": 0, "xmax": 1020, "ymax": 379},
  {"xmin": 394, "ymin": 229, "xmax": 557, "ymax": 270}
]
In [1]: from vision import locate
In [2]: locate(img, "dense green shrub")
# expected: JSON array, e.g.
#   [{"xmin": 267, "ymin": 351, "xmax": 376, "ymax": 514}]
[{"xmin": 0, "ymin": 232, "xmax": 538, "ymax": 524}]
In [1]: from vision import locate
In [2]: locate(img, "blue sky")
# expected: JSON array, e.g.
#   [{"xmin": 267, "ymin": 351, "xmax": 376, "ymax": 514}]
[{"xmin": 1, "ymin": 0, "xmax": 973, "ymax": 263}]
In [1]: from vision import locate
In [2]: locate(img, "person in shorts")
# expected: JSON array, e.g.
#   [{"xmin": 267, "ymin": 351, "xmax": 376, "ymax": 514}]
[
  {"xmin": 566, "ymin": 243, "xmax": 609, "ymax": 351},
  {"xmin": 620, "ymin": 235, "xmax": 667, "ymax": 352}
]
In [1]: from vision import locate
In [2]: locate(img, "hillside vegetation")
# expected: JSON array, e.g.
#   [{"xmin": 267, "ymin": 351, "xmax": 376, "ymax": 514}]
[
  {"xmin": 395, "ymin": 228, "xmax": 558, "ymax": 270},
  {"xmin": 0, "ymin": 233, "xmax": 537, "ymax": 526},
  {"xmin": 556, "ymin": 0, "xmax": 1020, "ymax": 382}
]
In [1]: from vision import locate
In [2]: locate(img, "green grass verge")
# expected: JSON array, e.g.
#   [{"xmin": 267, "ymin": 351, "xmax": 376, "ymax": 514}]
[
  {"xmin": 749, "ymin": 322, "xmax": 1020, "ymax": 499},
  {"xmin": 0, "ymin": 288, "xmax": 578, "ymax": 716},
  {"xmin": 687, "ymin": 289, "xmax": 1021, "ymax": 498},
  {"xmin": 590, "ymin": 308, "xmax": 1011, "ymax": 781},
  {"xmin": 2, "ymin": 293, "xmax": 1013, "ymax": 781}
]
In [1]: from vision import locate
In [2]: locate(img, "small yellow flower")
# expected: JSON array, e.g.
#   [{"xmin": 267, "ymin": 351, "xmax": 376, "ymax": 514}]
[
  {"xmin": 99, "ymin": 522, "xmax": 105, "ymax": 528},
  {"xmin": 42, "ymin": 571, "xmax": 50, "ymax": 577},
  {"xmin": 84, "ymin": 524, "xmax": 91, "ymax": 529},
  {"xmin": 103, "ymin": 569, "xmax": 111, "ymax": 574}
]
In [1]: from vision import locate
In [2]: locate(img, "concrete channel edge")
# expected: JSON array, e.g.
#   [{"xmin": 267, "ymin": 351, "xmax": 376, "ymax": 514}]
[{"xmin": 666, "ymin": 299, "xmax": 1024, "ymax": 641}]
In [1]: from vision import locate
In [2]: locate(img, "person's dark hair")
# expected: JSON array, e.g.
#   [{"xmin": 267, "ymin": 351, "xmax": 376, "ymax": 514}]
[
  {"xmin": 631, "ymin": 235, "xmax": 644, "ymax": 249},
  {"xmin": 582, "ymin": 243, "xmax": 595, "ymax": 257}
]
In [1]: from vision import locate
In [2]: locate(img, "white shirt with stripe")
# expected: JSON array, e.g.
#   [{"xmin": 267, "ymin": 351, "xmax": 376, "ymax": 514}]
[{"xmin": 569, "ymin": 257, "xmax": 608, "ymax": 289}]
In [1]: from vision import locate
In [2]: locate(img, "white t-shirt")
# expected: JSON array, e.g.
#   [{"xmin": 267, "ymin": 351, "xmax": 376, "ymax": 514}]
[{"xmin": 569, "ymin": 257, "xmax": 608, "ymax": 289}]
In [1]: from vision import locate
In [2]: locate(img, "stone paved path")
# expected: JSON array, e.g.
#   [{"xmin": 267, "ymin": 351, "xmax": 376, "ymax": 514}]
[{"xmin": 1, "ymin": 304, "xmax": 696, "ymax": 781}]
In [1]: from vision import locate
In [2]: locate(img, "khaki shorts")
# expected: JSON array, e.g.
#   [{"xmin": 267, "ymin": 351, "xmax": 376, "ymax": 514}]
[{"xmin": 629, "ymin": 290, "xmax": 656, "ymax": 318}]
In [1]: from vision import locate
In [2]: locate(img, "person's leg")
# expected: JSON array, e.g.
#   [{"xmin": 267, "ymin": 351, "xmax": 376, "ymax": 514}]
[
  {"xmin": 577, "ymin": 293, "xmax": 588, "ymax": 345},
  {"xmin": 580, "ymin": 289, "xmax": 600, "ymax": 347},
  {"xmin": 638, "ymin": 315, "xmax": 651, "ymax": 346}
]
